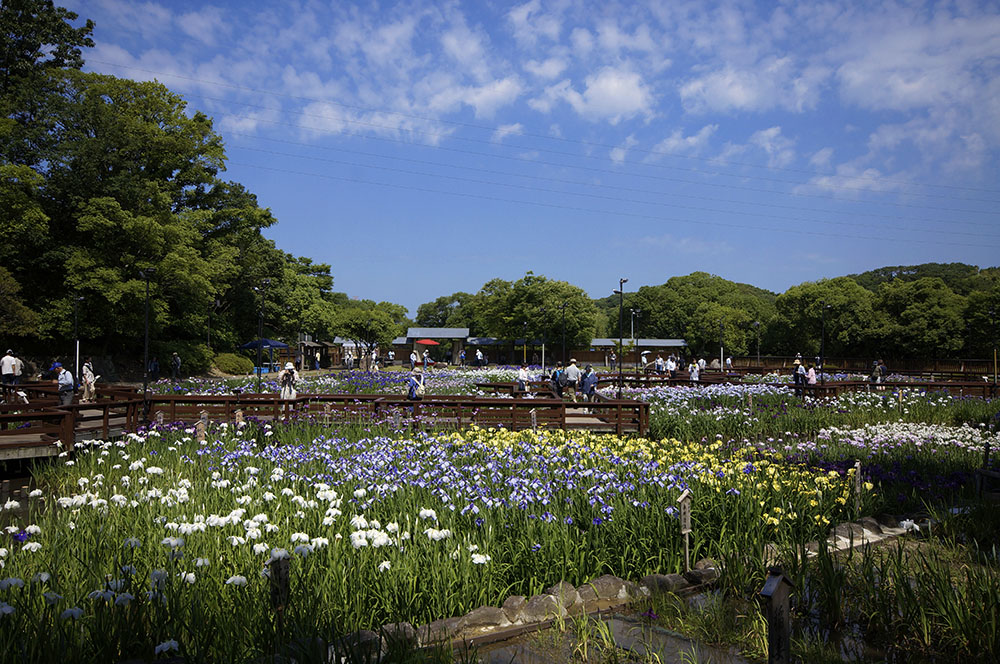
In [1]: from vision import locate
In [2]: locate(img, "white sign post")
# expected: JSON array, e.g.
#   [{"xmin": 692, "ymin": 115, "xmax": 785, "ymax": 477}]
[{"xmin": 678, "ymin": 489, "xmax": 692, "ymax": 572}]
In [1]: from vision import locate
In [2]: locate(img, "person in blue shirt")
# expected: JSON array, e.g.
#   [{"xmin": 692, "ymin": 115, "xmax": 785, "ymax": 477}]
[
  {"xmin": 52, "ymin": 362, "xmax": 74, "ymax": 406},
  {"xmin": 407, "ymin": 367, "xmax": 425, "ymax": 401},
  {"xmin": 580, "ymin": 364, "xmax": 599, "ymax": 402}
]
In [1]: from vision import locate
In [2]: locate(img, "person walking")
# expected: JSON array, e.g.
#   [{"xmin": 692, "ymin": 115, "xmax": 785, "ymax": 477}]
[
  {"xmin": 563, "ymin": 358, "xmax": 582, "ymax": 402},
  {"xmin": 81, "ymin": 357, "xmax": 97, "ymax": 402},
  {"xmin": 409, "ymin": 350, "xmax": 417, "ymax": 371},
  {"xmin": 1, "ymin": 350, "xmax": 14, "ymax": 386},
  {"xmin": 53, "ymin": 362, "xmax": 74, "ymax": 406},
  {"xmin": 406, "ymin": 367, "xmax": 425, "ymax": 401},
  {"xmin": 170, "ymin": 352, "xmax": 181, "ymax": 380},
  {"xmin": 475, "ymin": 348, "xmax": 483, "ymax": 367},
  {"xmin": 550, "ymin": 362, "xmax": 564, "ymax": 398},
  {"xmin": 314, "ymin": 351, "xmax": 321, "ymax": 370},
  {"xmin": 459, "ymin": 349, "xmax": 466, "ymax": 366},
  {"xmin": 609, "ymin": 351, "xmax": 616, "ymax": 371},
  {"xmin": 580, "ymin": 364, "xmax": 598, "ymax": 403},
  {"xmin": 516, "ymin": 363, "xmax": 529, "ymax": 393},
  {"xmin": 807, "ymin": 363, "xmax": 817, "ymax": 385},
  {"xmin": 277, "ymin": 362, "xmax": 299, "ymax": 400},
  {"xmin": 13, "ymin": 353, "xmax": 24, "ymax": 384}
]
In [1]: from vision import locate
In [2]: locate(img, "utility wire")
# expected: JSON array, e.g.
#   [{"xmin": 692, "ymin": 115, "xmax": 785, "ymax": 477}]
[{"xmin": 88, "ymin": 58, "xmax": 1000, "ymax": 199}]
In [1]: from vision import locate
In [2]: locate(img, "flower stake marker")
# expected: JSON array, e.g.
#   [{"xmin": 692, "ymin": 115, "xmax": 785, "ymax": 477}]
[
  {"xmin": 200, "ymin": 410, "xmax": 209, "ymax": 428},
  {"xmin": 155, "ymin": 411, "xmax": 164, "ymax": 425},
  {"xmin": 269, "ymin": 556, "xmax": 290, "ymax": 616},
  {"xmin": 853, "ymin": 461, "xmax": 862, "ymax": 514},
  {"xmin": 530, "ymin": 408, "xmax": 537, "ymax": 432},
  {"xmin": 323, "ymin": 403, "xmax": 331, "ymax": 424},
  {"xmin": 677, "ymin": 489, "xmax": 692, "ymax": 573},
  {"xmin": 234, "ymin": 409, "xmax": 244, "ymax": 425},
  {"xmin": 196, "ymin": 420, "xmax": 206, "ymax": 443},
  {"xmin": 759, "ymin": 566, "xmax": 795, "ymax": 664},
  {"xmin": 393, "ymin": 409, "xmax": 401, "ymax": 430}
]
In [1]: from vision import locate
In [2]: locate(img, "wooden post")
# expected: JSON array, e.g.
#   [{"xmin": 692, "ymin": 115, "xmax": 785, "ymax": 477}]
[
  {"xmin": 760, "ymin": 567, "xmax": 795, "ymax": 664},
  {"xmin": 853, "ymin": 460, "xmax": 862, "ymax": 513},
  {"xmin": 200, "ymin": 410, "xmax": 209, "ymax": 427},
  {"xmin": 195, "ymin": 420, "xmax": 206, "ymax": 443},
  {"xmin": 235, "ymin": 409, "xmax": 244, "ymax": 426},
  {"xmin": 323, "ymin": 403, "xmax": 331, "ymax": 425},
  {"xmin": 1, "ymin": 480, "xmax": 8, "ymax": 501},
  {"xmin": 678, "ymin": 489, "xmax": 692, "ymax": 573},
  {"xmin": 530, "ymin": 408, "xmax": 537, "ymax": 432},
  {"xmin": 155, "ymin": 411, "xmax": 164, "ymax": 426},
  {"xmin": 393, "ymin": 409, "xmax": 401, "ymax": 430}
]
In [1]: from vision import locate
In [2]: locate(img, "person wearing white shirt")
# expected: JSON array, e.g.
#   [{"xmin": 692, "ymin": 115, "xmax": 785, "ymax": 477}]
[{"xmin": 0, "ymin": 350, "xmax": 15, "ymax": 385}]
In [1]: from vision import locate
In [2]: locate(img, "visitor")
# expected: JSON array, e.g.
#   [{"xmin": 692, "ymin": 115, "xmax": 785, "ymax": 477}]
[
  {"xmin": 654, "ymin": 355, "xmax": 664, "ymax": 373},
  {"xmin": 387, "ymin": 350, "xmax": 395, "ymax": 366},
  {"xmin": 314, "ymin": 351, "xmax": 321, "ymax": 370},
  {"xmin": 81, "ymin": 357, "xmax": 97, "ymax": 403},
  {"xmin": 475, "ymin": 348, "xmax": 483, "ymax": 367},
  {"xmin": 697, "ymin": 357, "xmax": 706, "ymax": 371},
  {"xmin": 459, "ymin": 349, "xmax": 466, "ymax": 366},
  {"xmin": 550, "ymin": 362, "xmax": 564, "ymax": 398},
  {"xmin": 148, "ymin": 356, "xmax": 160, "ymax": 381},
  {"xmin": 516, "ymin": 363, "xmax": 528, "ymax": 393},
  {"xmin": 563, "ymin": 358, "xmax": 581, "ymax": 402},
  {"xmin": 53, "ymin": 362, "xmax": 74, "ymax": 407},
  {"xmin": 666, "ymin": 355, "xmax": 677, "ymax": 378},
  {"xmin": 725, "ymin": 356, "xmax": 733, "ymax": 371},
  {"xmin": 580, "ymin": 364, "xmax": 598, "ymax": 402},
  {"xmin": 170, "ymin": 352, "xmax": 181, "ymax": 380},
  {"xmin": 13, "ymin": 352, "xmax": 24, "ymax": 384},
  {"xmin": 807, "ymin": 363, "xmax": 817, "ymax": 385},
  {"xmin": 689, "ymin": 361, "xmax": 700, "ymax": 382},
  {"xmin": 792, "ymin": 359, "xmax": 803, "ymax": 396},
  {"xmin": 609, "ymin": 351, "xmax": 616, "ymax": 371},
  {"xmin": 406, "ymin": 367, "xmax": 424, "ymax": 401},
  {"xmin": 278, "ymin": 362, "xmax": 299, "ymax": 400},
  {"xmin": 1, "ymin": 349, "xmax": 15, "ymax": 385},
  {"xmin": 409, "ymin": 350, "xmax": 417, "ymax": 370},
  {"xmin": 422, "ymin": 348, "xmax": 430, "ymax": 368}
]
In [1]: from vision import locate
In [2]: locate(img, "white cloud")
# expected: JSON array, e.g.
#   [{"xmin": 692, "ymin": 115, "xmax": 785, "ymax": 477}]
[
  {"xmin": 748, "ymin": 126, "xmax": 796, "ymax": 168},
  {"xmin": 595, "ymin": 20, "xmax": 658, "ymax": 55},
  {"xmin": 809, "ymin": 147, "xmax": 834, "ymax": 168},
  {"xmin": 680, "ymin": 58, "xmax": 825, "ymax": 114},
  {"xmin": 177, "ymin": 6, "xmax": 228, "ymax": 46},
  {"xmin": 533, "ymin": 68, "xmax": 654, "ymax": 123},
  {"xmin": 524, "ymin": 57, "xmax": 567, "ymax": 79},
  {"xmin": 648, "ymin": 124, "xmax": 718, "ymax": 160},
  {"xmin": 569, "ymin": 27, "xmax": 594, "ymax": 55},
  {"xmin": 609, "ymin": 135, "xmax": 638, "ymax": 164},
  {"xmin": 441, "ymin": 21, "xmax": 490, "ymax": 81},
  {"xmin": 492, "ymin": 123, "xmax": 524, "ymax": 143},
  {"xmin": 507, "ymin": 0, "xmax": 562, "ymax": 45},
  {"xmin": 428, "ymin": 76, "xmax": 523, "ymax": 118}
]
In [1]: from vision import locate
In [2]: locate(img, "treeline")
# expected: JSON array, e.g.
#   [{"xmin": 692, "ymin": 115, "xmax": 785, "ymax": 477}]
[
  {"xmin": 3, "ymin": 4, "xmax": 998, "ymax": 371},
  {"xmin": 1, "ymin": 2, "xmax": 408, "ymax": 371},
  {"xmin": 417, "ymin": 265, "xmax": 1000, "ymax": 360}
]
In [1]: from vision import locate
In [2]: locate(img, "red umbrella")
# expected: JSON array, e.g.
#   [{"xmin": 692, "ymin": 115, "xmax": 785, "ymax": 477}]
[{"xmin": 415, "ymin": 339, "xmax": 440, "ymax": 345}]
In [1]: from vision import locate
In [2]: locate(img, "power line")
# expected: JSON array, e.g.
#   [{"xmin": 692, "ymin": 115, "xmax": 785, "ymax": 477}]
[
  {"xmin": 231, "ymin": 143, "xmax": 1000, "ymax": 240},
  {"xmin": 196, "ymin": 96, "xmax": 999, "ymax": 222},
  {"xmin": 228, "ymin": 130, "xmax": 1000, "ymax": 232},
  {"xmin": 89, "ymin": 58, "xmax": 1000, "ymax": 200},
  {"xmin": 226, "ymin": 159, "xmax": 1000, "ymax": 249}
]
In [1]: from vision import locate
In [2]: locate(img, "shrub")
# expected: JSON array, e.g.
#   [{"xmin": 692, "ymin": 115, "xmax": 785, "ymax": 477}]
[{"xmin": 214, "ymin": 352, "xmax": 254, "ymax": 375}]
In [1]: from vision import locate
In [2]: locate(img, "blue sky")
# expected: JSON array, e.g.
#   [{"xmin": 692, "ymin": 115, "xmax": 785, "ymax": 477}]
[{"xmin": 69, "ymin": 0, "xmax": 1000, "ymax": 313}]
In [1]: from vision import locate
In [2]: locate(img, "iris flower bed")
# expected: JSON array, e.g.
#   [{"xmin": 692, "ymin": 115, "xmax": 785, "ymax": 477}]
[
  {"xmin": 615, "ymin": 383, "xmax": 999, "ymax": 441},
  {"xmin": 150, "ymin": 367, "xmax": 535, "ymax": 398},
  {"xmin": 0, "ymin": 423, "xmax": 866, "ymax": 662}
]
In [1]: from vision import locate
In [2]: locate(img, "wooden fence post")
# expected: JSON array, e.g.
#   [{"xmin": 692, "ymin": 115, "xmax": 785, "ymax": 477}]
[{"xmin": 760, "ymin": 567, "xmax": 795, "ymax": 664}]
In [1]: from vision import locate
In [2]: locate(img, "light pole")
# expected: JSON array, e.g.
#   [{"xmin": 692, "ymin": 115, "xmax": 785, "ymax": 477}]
[
  {"xmin": 72, "ymin": 296, "xmax": 84, "ymax": 389},
  {"xmin": 522, "ymin": 321, "xmax": 528, "ymax": 364},
  {"xmin": 630, "ymin": 308, "xmax": 641, "ymax": 374},
  {"xmin": 538, "ymin": 306, "xmax": 547, "ymax": 373},
  {"xmin": 139, "ymin": 268, "xmax": 155, "ymax": 419},
  {"xmin": 820, "ymin": 301, "xmax": 832, "ymax": 385},
  {"xmin": 255, "ymin": 279, "xmax": 270, "ymax": 394},
  {"xmin": 615, "ymin": 278, "xmax": 628, "ymax": 398},
  {"xmin": 753, "ymin": 320, "xmax": 761, "ymax": 369},
  {"xmin": 559, "ymin": 302, "xmax": 567, "ymax": 365},
  {"xmin": 990, "ymin": 307, "xmax": 997, "ymax": 390},
  {"xmin": 719, "ymin": 320, "xmax": 724, "ymax": 371}
]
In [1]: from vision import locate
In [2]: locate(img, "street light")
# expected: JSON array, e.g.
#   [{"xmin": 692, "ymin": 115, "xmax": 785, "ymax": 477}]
[
  {"xmin": 820, "ymin": 301, "xmax": 832, "ymax": 385},
  {"xmin": 522, "ymin": 321, "xmax": 528, "ymax": 364},
  {"xmin": 207, "ymin": 298, "xmax": 221, "ymax": 350},
  {"xmin": 615, "ymin": 278, "xmax": 628, "ymax": 399},
  {"xmin": 255, "ymin": 279, "xmax": 270, "ymax": 394},
  {"xmin": 559, "ymin": 302, "xmax": 568, "ymax": 365},
  {"xmin": 719, "ymin": 319, "xmax": 724, "ymax": 371},
  {"xmin": 139, "ymin": 268, "xmax": 156, "ymax": 419},
  {"xmin": 990, "ymin": 307, "xmax": 997, "ymax": 390},
  {"xmin": 753, "ymin": 320, "xmax": 761, "ymax": 369},
  {"xmin": 630, "ymin": 308, "xmax": 641, "ymax": 375},
  {"xmin": 72, "ymin": 296, "xmax": 84, "ymax": 389}
]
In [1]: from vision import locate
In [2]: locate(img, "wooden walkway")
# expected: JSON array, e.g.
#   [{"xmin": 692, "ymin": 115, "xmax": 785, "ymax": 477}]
[{"xmin": 1, "ymin": 384, "xmax": 649, "ymax": 461}]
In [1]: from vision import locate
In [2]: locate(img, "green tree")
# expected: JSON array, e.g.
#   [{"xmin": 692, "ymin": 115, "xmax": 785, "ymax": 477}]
[
  {"xmin": 415, "ymin": 292, "xmax": 474, "ymax": 328},
  {"xmin": 334, "ymin": 306, "xmax": 400, "ymax": 369},
  {"xmin": 774, "ymin": 277, "xmax": 879, "ymax": 358},
  {"xmin": 873, "ymin": 278, "xmax": 966, "ymax": 357}
]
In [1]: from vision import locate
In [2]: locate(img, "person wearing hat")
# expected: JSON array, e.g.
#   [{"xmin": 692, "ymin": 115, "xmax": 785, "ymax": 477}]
[
  {"xmin": 791, "ymin": 358, "xmax": 803, "ymax": 396},
  {"xmin": 406, "ymin": 366, "xmax": 425, "ymax": 401},
  {"xmin": 1, "ymin": 350, "xmax": 15, "ymax": 385},
  {"xmin": 52, "ymin": 362, "xmax": 75, "ymax": 406},
  {"xmin": 580, "ymin": 364, "xmax": 599, "ymax": 403},
  {"xmin": 516, "ymin": 363, "xmax": 529, "ymax": 393},
  {"xmin": 277, "ymin": 362, "xmax": 299, "ymax": 400},
  {"xmin": 170, "ymin": 352, "xmax": 181, "ymax": 380},
  {"xmin": 563, "ymin": 358, "xmax": 582, "ymax": 402}
]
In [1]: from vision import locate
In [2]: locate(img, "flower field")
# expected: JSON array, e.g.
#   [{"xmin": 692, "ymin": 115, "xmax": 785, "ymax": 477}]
[
  {"xmin": 153, "ymin": 367, "xmax": 531, "ymax": 397},
  {"xmin": 2, "ymin": 375, "xmax": 997, "ymax": 661}
]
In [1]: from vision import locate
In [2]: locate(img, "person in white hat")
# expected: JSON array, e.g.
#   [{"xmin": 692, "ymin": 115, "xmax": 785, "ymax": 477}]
[{"xmin": 277, "ymin": 361, "xmax": 299, "ymax": 400}]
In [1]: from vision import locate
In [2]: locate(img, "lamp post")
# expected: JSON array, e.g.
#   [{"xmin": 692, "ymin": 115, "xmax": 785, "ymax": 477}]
[
  {"xmin": 820, "ymin": 301, "xmax": 831, "ymax": 385},
  {"xmin": 753, "ymin": 320, "xmax": 761, "ymax": 369},
  {"xmin": 538, "ymin": 306, "xmax": 546, "ymax": 374},
  {"xmin": 630, "ymin": 308, "xmax": 641, "ymax": 374},
  {"xmin": 990, "ymin": 307, "xmax": 997, "ymax": 390},
  {"xmin": 255, "ymin": 279, "xmax": 270, "ymax": 394},
  {"xmin": 719, "ymin": 320, "xmax": 724, "ymax": 371},
  {"xmin": 72, "ymin": 296, "xmax": 84, "ymax": 388},
  {"xmin": 559, "ymin": 302, "xmax": 568, "ymax": 365},
  {"xmin": 615, "ymin": 278, "xmax": 628, "ymax": 399},
  {"xmin": 522, "ymin": 321, "xmax": 528, "ymax": 364},
  {"xmin": 139, "ymin": 268, "xmax": 155, "ymax": 419}
]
